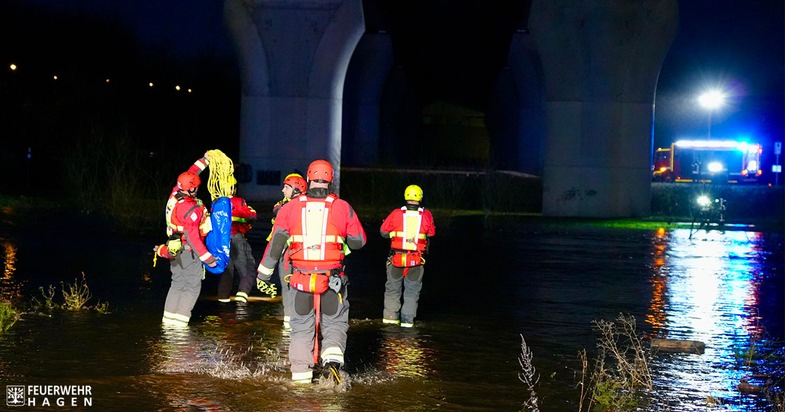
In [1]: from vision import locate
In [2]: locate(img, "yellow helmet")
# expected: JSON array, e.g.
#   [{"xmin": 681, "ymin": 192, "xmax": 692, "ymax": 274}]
[{"xmin": 404, "ymin": 185, "xmax": 423, "ymax": 202}]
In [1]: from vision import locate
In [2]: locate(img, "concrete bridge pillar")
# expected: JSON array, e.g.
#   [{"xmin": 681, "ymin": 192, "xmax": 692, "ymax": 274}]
[
  {"xmin": 224, "ymin": 0, "xmax": 364, "ymax": 201},
  {"xmin": 529, "ymin": 1, "xmax": 678, "ymax": 217}
]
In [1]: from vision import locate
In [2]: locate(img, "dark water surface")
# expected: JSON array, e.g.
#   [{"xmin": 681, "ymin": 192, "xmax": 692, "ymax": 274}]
[{"xmin": 1, "ymin": 215, "xmax": 783, "ymax": 411}]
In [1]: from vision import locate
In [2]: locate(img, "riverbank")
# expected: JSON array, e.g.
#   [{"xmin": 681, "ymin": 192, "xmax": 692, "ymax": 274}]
[{"xmin": 1, "ymin": 171, "xmax": 782, "ymax": 234}]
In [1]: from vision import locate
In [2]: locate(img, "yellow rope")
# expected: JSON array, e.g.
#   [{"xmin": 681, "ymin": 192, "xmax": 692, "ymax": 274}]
[{"xmin": 205, "ymin": 149, "xmax": 236, "ymax": 200}]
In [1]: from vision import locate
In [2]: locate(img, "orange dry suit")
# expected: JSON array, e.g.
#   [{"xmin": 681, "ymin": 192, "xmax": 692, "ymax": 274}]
[
  {"xmin": 381, "ymin": 206, "xmax": 435, "ymax": 268},
  {"xmin": 258, "ymin": 192, "xmax": 366, "ymax": 293},
  {"xmin": 230, "ymin": 196, "xmax": 257, "ymax": 235},
  {"xmin": 165, "ymin": 192, "xmax": 215, "ymax": 266}
]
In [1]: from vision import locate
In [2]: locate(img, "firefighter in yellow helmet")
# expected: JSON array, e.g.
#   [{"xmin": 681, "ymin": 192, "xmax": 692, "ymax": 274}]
[{"xmin": 379, "ymin": 185, "xmax": 436, "ymax": 327}]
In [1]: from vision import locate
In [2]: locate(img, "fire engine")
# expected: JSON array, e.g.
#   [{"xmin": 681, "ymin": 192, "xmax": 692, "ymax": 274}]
[{"xmin": 652, "ymin": 139, "xmax": 763, "ymax": 184}]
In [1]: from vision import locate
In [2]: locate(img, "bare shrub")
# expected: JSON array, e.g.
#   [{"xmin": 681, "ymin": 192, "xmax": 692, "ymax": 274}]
[
  {"xmin": 579, "ymin": 313, "xmax": 653, "ymax": 412},
  {"xmin": 61, "ymin": 273, "xmax": 92, "ymax": 311},
  {"xmin": 517, "ymin": 334, "xmax": 540, "ymax": 411}
]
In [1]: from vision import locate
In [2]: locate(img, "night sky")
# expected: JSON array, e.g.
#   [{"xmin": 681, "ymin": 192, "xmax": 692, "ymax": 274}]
[
  {"xmin": 654, "ymin": 1, "xmax": 784, "ymax": 155},
  {"xmin": 2, "ymin": 0, "xmax": 783, "ymax": 170}
]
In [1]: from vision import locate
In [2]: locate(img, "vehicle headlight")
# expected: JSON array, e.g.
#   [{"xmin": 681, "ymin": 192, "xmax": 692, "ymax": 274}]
[{"xmin": 707, "ymin": 162, "xmax": 724, "ymax": 173}]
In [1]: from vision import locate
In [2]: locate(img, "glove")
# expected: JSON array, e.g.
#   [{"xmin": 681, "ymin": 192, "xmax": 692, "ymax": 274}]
[
  {"xmin": 165, "ymin": 238, "xmax": 182, "ymax": 256},
  {"xmin": 154, "ymin": 244, "xmax": 173, "ymax": 259},
  {"xmin": 328, "ymin": 275, "xmax": 342, "ymax": 294},
  {"xmin": 256, "ymin": 276, "xmax": 278, "ymax": 298}
]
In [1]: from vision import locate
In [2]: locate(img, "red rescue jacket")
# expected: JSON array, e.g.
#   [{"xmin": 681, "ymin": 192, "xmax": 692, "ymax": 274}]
[
  {"xmin": 230, "ymin": 196, "xmax": 257, "ymax": 235},
  {"xmin": 259, "ymin": 192, "xmax": 366, "ymax": 273},
  {"xmin": 163, "ymin": 158, "xmax": 214, "ymax": 265},
  {"xmin": 380, "ymin": 205, "xmax": 436, "ymax": 253}
]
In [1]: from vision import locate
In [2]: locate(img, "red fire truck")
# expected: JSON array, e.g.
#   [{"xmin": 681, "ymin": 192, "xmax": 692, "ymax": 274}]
[{"xmin": 652, "ymin": 139, "xmax": 763, "ymax": 184}]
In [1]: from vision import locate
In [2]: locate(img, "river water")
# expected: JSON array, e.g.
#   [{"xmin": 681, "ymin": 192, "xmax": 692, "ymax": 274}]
[{"xmin": 0, "ymin": 214, "xmax": 782, "ymax": 411}]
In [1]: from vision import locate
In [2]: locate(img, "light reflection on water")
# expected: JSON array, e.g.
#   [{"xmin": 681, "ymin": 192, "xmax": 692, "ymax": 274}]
[
  {"xmin": 0, "ymin": 238, "xmax": 23, "ymax": 303},
  {"xmin": 0, "ymin": 219, "xmax": 781, "ymax": 411},
  {"xmin": 646, "ymin": 228, "xmax": 782, "ymax": 410},
  {"xmin": 377, "ymin": 329, "xmax": 435, "ymax": 378}
]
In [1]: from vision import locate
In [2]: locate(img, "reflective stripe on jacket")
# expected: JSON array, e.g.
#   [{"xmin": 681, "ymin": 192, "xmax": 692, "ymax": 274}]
[
  {"xmin": 381, "ymin": 205, "xmax": 436, "ymax": 253},
  {"xmin": 287, "ymin": 194, "xmax": 345, "ymax": 271},
  {"xmin": 389, "ymin": 207, "xmax": 427, "ymax": 251},
  {"xmin": 258, "ymin": 191, "xmax": 367, "ymax": 276}
]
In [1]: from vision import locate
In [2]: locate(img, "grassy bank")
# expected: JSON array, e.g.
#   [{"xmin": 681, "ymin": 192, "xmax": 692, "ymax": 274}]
[
  {"xmin": 1, "ymin": 169, "xmax": 782, "ymax": 234},
  {"xmin": 340, "ymin": 168, "xmax": 783, "ymax": 232}
]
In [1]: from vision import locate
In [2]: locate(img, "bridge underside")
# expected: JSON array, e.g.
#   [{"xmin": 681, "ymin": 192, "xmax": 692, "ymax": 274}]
[{"xmin": 226, "ymin": 0, "xmax": 678, "ymax": 218}]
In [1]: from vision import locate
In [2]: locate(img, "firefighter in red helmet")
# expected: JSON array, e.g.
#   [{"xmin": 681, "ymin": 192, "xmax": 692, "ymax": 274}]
[
  {"xmin": 256, "ymin": 160, "xmax": 366, "ymax": 384},
  {"xmin": 267, "ymin": 173, "xmax": 307, "ymax": 241},
  {"xmin": 155, "ymin": 153, "xmax": 217, "ymax": 327},
  {"xmin": 380, "ymin": 184, "xmax": 436, "ymax": 328},
  {"xmin": 266, "ymin": 172, "xmax": 307, "ymax": 328}
]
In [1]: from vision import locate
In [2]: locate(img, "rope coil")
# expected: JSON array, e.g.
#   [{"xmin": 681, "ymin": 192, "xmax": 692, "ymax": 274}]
[{"xmin": 205, "ymin": 149, "xmax": 236, "ymax": 200}]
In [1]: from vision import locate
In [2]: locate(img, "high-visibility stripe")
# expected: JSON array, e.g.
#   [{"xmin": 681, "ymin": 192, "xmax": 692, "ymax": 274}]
[
  {"xmin": 389, "ymin": 232, "xmax": 427, "ymax": 239},
  {"xmin": 291, "ymin": 371, "xmax": 312, "ymax": 383},
  {"xmin": 290, "ymin": 235, "xmax": 345, "ymax": 243},
  {"xmin": 162, "ymin": 311, "xmax": 189, "ymax": 327},
  {"xmin": 198, "ymin": 251, "xmax": 213, "ymax": 261},
  {"xmin": 321, "ymin": 346, "xmax": 344, "ymax": 364},
  {"xmin": 402, "ymin": 211, "xmax": 423, "ymax": 251},
  {"xmin": 289, "ymin": 195, "xmax": 344, "ymax": 269}
]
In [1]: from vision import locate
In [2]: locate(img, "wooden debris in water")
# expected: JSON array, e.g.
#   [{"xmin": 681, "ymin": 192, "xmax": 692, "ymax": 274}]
[
  {"xmin": 737, "ymin": 379, "xmax": 764, "ymax": 394},
  {"xmin": 650, "ymin": 338, "xmax": 705, "ymax": 354}
]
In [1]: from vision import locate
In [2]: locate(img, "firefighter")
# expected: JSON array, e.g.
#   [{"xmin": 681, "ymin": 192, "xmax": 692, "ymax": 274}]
[
  {"xmin": 217, "ymin": 194, "xmax": 257, "ymax": 303},
  {"xmin": 380, "ymin": 185, "xmax": 436, "ymax": 328},
  {"xmin": 268, "ymin": 173, "xmax": 308, "ymax": 240},
  {"xmin": 266, "ymin": 173, "xmax": 308, "ymax": 329},
  {"xmin": 155, "ymin": 153, "xmax": 217, "ymax": 327},
  {"xmin": 256, "ymin": 160, "xmax": 366, "ymax": 384}
]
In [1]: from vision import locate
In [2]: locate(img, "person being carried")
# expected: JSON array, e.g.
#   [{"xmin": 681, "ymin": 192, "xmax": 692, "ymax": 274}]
[
  {"xmin": 155, "ymin": 153, "xmax": 217, "ymax": 327},
  {"xmin": 217, "ymin": 193, "xmax": 258, "ymax": 304},
  {"xmin": 380, "ymin": 185, "xmax": 436, "ymax": 328},
  {"xmin": 266, "ymin": 173, "xmax": 307, "ymax": 328},
  {"xmin": 256, "ymin": 160, "xmax": 366, "ymax": 384}
]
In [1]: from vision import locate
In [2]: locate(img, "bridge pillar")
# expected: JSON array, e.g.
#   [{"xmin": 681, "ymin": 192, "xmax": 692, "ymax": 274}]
[
  {"xmin": 224, "ymin": 0, "xmax": 364, "ymax": 201},
  {"xmin": 529, "ymin": 1, "xmax": 678, "ymax": 217}
]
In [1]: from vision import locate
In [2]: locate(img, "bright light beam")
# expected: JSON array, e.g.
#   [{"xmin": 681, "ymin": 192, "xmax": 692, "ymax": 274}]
[{"xmin": 698, "ymin": 90, "xmax": 726, "ymax": 110}]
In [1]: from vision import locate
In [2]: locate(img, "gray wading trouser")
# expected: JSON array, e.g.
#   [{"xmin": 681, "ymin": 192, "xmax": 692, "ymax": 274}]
[
  {"xmin": 218, "ymin": 233, "xmax": 256, "ymax": 299},
  {"xmin": 289, "ymin": 284, "xmax": 350, "ymax": 375},
  {"xmin": 277, "ymin": 251, "xmax": 295, "ymax": 321},
  {"xmin": 383, "ymin": 263, "xmax": 424, "ymax": 321},
  {"xmin": 164, "ymin": 247, "xmax": 203, "ymax": 322}
]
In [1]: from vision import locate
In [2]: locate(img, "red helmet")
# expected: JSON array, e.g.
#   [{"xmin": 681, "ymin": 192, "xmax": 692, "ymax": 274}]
[
  {"xmin": 307, "ymin": 160, "xmax": 334, "ymax": 183},
  {"xmin": 283, "ymin": 173, "xmax": 307, "ymax": 194},
  {"xmin": 177, "ymin": 172, "xmax": 201, "ymax": 191}
]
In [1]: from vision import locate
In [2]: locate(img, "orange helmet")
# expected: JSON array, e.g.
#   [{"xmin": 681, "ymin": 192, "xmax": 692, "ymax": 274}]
[
  {"xmin": 307, "ymin": 160, "xmax": 334, "ymax": 183},
  {"xmin": 177, "ymin": 172, "xmax": 201, "ymax": 191},
  {"xmin": 283, "ymin": 173, "xmax": 307, "ymax": 195}
]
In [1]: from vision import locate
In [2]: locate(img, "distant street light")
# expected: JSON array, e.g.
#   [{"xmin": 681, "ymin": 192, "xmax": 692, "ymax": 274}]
[{"xmin": 698, "ymin": 90, "xmax": 726, "ymax": 140}]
